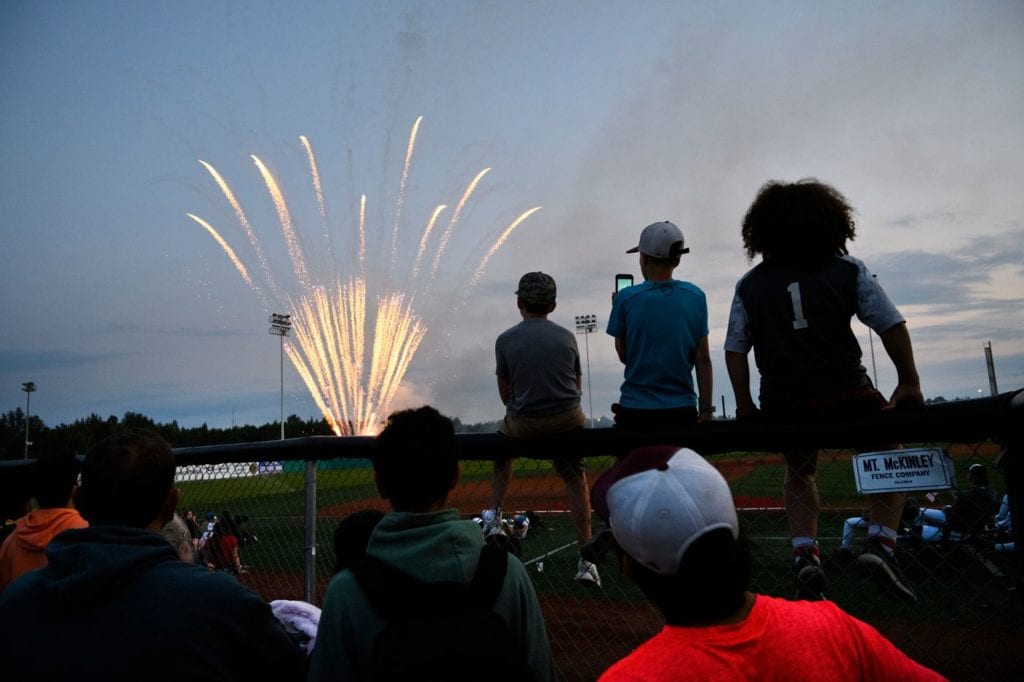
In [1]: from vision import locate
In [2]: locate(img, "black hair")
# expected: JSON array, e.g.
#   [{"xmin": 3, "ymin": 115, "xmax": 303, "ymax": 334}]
[
  {"xmin": 76, "ymin": 429, "xmax": 175, "ymax": 527},
  {"xmin": 373, "ymin": 406, "xmax": 459, "ymax": 511},
  {"xmin": 741, "ymin": 179, "xmax": 856, "ymax": 265},
  {"xmin": 31, "ymin": 450, "xmax": 80, "ymax": 509},
  {"xmin": 643, "ymin": 252, "xmax": 682, "ymax": 268},
  {"xmin": 517, "ymin": 297, "xmax": 555, "ymax": 316},
  {"xmin": 625, "ymin": 528, "xmax": 752, "ymax": 626},
  {"xmin": 333, "ymin": 508, "xmax": 385, "ymax": 573},
  {"xmin": 968, "ymin": 463, "xmax": 989, "ymax": 487}
]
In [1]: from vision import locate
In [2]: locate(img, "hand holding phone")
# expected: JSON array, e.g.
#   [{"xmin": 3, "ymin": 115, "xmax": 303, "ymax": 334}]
[{"xmin": 615, "ymin": 274, "xmax": 634, "ymax": 293}]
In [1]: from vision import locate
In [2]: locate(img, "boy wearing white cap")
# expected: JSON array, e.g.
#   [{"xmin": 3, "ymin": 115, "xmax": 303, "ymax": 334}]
[
  {"xmin": 593, "ymin": 446, "xmax": 945, "ymax": 681},
  {"xmin": 606, "ymin": 221, "xmax": 714, "ymax": 430}
]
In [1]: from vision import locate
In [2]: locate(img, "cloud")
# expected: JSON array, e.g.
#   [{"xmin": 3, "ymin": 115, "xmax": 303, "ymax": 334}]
[{"xmin": 0, "ymin": 349, "xmax": 123, "ymax": 372}]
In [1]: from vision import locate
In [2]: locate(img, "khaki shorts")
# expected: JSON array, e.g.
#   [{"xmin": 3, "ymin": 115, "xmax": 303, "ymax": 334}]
[
  {"xmin": 498, "ymin": 405, "xmax": 586, "ymax": 438},
  {"xmin": 497, "ymin": 405, "xmax": 586, "ymax": 478}
]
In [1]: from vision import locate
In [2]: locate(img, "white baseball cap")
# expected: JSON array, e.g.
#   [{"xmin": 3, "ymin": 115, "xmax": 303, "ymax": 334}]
[
  {"xmin": 592, "ymin": 446, "xmax": 738, "ymax": 575},
  {"xmin": 626, "ymin": 221, "xmax": 689, "ymax": 259}
]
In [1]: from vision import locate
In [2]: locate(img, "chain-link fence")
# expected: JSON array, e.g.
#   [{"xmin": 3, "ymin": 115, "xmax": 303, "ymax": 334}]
[{"xmin": 2, "ymin": 391, "xmax": 1021, "ymax": 680}]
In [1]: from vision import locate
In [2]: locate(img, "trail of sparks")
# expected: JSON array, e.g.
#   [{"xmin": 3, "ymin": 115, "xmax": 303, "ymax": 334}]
[
  {"xmin": 198, "ymin": 160, "xmax": 281, "ymax": 301},
  {"xmin": 430, "ymin": 167, "xmax": 491, "ymax": 279},
  {"xmin": 186, "ymin": 213, "xmax": 259, "ymax": 296},
  {"xmin": 358, "ymin": 194, "xmax": 367, "ymax": 278},
  {"xmin": 470, "ymin": 207, "xmax": 543, "ymax": 289},
  {"xmin": 412, "ymin": 204, "xmax": 447, "ymax": 279},
  {"xmin": 252, "ymin": 154, "xmax": 311, "ymax": 289},
  {"xmin": 191, "ymin": 117, "xmax": 531, "ymax": 435},
  {"xmin": 390, "ymin": 116, "xmax": 422, "ymax": 272}
]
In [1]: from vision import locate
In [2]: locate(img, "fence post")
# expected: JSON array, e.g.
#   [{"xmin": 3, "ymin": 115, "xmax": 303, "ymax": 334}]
[{"xmin": 304, "ymin": 459, "xmax": 317, "ymax": 603}]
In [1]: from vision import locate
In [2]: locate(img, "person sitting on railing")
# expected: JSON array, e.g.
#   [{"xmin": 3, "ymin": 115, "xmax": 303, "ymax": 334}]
[
  {"xmin": 310, "ymin": 406, "xmax": 555, "ymax": 682},
  {"xmin": 593, "ymin": 446, "xmax": 946, "ymax": 682},
  {"xmin": 0, "ymin": 428, "xmax": 306, "ymax": 680},
  {"xmin": 487, "ymin": 271, "xmax": 601, "ymax": 588},
  {"xmin": 725, "ymin": 179, "xmax": 924, "ymax": 604},
  {"xmin": 607, "ymin": 221, "xmax": 715, "ymax": 429}
]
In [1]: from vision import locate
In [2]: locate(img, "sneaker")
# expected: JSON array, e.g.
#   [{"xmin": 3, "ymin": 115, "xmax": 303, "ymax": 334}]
[
  {"xmin": 856, "ymin": 537, "xmax": 917, "ymax": 604},
  {"xmin": 580, "ymin": 526, "xmax": 614, "ymax": 564},
  {"xmin": 575, "ymin": 558, "xmax": 602, "ymax": 588},
  {"xmin": 794, "ymin": 548, "xmax": 826, "ymax": 601}
]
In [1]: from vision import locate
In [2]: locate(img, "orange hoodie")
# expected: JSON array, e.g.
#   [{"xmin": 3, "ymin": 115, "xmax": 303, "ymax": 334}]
[{"xmin": 0, "ymin": 507, "xmax": 88, "ymax": 592}]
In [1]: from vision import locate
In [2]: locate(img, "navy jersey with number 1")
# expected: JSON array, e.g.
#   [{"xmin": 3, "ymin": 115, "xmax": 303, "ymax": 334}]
[{"xmin": 724, "ymin": 255, "xmax": 904, "ymax": 402}]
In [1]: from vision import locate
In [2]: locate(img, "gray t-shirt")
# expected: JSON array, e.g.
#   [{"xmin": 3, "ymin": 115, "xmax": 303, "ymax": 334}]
[{"xmin": 495, "ymin": 318, "xmax": 582, "ymax": 417}]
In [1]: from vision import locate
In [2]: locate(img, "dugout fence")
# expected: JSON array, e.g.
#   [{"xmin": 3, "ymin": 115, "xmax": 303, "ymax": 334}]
[{"xmin": 2, "ymin": 390, "xmax": 1021, "ymax": 681}]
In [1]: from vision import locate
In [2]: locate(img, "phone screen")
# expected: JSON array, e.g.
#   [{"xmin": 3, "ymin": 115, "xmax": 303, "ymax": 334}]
[{"xmin": 615, "ymin": 274, "xmax": 634, "ymax": 292}]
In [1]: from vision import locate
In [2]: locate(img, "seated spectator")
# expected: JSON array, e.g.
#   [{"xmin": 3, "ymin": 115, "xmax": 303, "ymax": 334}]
[
  {"xmin": 837, "ymin": 499, "xmax": 920, "ymax": 556},
  {"xmin": 914, "ymin": 464, "xmax": 997, "ymax": 542},
  {"xmin": 593, "ymin": 445, "xmax": 946, "ymax": 681},
  {"xmin": 0, "ymin": 428, "xmax": 306, "ymax": 680},
  {"xmin": 332, "ymin": 508, "xmax": 385, "ymax": 574},
  {"xmin": 182, "ymin": 508, "xmax": 201, "ymax": 553},
  {"xmin": 310, "ymin": 406, "xmax": 555, "ymax": 681},
  {"xmin": 205, "ymin": 516, "xmax": 245, "ymax": 574},
  {"xmin": 0, "ymin": 450, "xmax": 87, "ymax": 592},
  {"xmin": 991, "ymin": 493, "xmax": 1015, "ymax": 552},
  {"xmin": 0, "ymin": 472, "xmax": 32, "ymax": 547}
]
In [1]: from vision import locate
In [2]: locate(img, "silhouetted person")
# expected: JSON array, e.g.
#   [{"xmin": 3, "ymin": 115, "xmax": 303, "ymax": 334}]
[
  {"xmin": 593, "ymin": 446, "xmax": 945, "ymax": 681},
  {"xmin": 607, "ymin": 221, "xmax": 714, "ymax": 429},
  {"xmin": 0, "ymin": 450, "xmax": 87, "ymax": 592},
  {"xmin": 725, "ymin": 179, "xmax": 923, "ymax": 602},
  {"xmin": 310, "ymin": 406, "xmax": 554, "ymax": 681},
  {"xmin": 332, "ymin": 508, "xmax": 384, "ymax": 574},
  {"xmin": 0, "ymin": 429, "xmax": 305, "ymax": 680},
  {"xmin": 488, "ymin": 271, "xmax": 600, "ymax": 587}
]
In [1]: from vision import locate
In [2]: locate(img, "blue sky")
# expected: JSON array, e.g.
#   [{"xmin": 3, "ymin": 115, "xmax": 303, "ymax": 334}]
[{"xmin": 2, "ymin": 1, "xmax": 1022, "ymax": 431}]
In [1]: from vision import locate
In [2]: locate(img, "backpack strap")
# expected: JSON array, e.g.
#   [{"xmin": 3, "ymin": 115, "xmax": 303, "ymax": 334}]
[
  {"xmin": 467, "ymin": 541, "xmax": 509, "ymax": 608},
  {"xmin": 350, "ymin": 542, "xmax": 509, "ymax": 617}
]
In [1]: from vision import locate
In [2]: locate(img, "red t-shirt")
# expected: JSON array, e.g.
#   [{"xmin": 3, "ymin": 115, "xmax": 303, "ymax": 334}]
[{"xmin": 599, "ymin": 594, "xmax": 946, "ymax": 682}]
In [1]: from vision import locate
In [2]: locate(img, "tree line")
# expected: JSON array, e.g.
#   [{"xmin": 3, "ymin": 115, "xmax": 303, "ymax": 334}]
[{"xmin": 0, "ymin": 408, "xmax": 532, "ymax": 461}]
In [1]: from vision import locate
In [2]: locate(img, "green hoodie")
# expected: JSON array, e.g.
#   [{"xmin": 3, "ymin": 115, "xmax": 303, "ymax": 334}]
[{"xmin": 310, "ymin": 508, "xmax": 555, "ymax": 681}]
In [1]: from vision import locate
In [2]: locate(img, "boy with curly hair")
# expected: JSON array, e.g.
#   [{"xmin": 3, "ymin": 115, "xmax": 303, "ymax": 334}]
[{"xmin": 724, "ymin": 179, "xmax": 923, "ymax": 603}]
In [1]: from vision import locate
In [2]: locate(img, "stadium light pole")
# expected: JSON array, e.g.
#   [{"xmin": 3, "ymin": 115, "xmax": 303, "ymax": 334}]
[
  {"xmin": 867, "ymin": 274, "xmax": 879, "ymax": 389},
  {"xmin": 268, "ymin": 314, "xmax": 291, "ymax": 440},
  {"xmin": 574, "ymin": 314, "xmax": 597, "ymax": 428},
  {"xmin": 21, "ymin": 381, "xmax": 36, "ymax": 459}
]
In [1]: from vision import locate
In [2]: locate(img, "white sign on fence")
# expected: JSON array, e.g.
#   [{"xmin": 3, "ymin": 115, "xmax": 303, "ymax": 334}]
[{"xmin": 852, "ymin": 448, "xmax": 955, "ymax": 494}]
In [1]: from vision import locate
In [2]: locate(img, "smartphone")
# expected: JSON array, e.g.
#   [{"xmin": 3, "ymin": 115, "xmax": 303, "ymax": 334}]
[{"xmin": 615, "ymin": 273, "xmax": 634, "ymax": 293}]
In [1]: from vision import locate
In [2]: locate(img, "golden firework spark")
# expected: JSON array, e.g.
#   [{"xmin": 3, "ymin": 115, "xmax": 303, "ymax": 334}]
[{"xmin": 189, "ymin": 117, "xmax": 537, "ymax": 435}]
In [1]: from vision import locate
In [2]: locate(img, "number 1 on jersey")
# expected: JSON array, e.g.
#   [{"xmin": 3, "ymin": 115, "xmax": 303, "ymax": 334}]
[{"xmin": 787, "ymin": 282, "xmax": 809, "ymax": 330}]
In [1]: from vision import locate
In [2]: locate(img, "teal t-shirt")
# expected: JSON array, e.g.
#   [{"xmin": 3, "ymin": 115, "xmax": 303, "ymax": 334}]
[{"xmin": 606, "ymin": 279, "xmax": 708, "ymax": 409}]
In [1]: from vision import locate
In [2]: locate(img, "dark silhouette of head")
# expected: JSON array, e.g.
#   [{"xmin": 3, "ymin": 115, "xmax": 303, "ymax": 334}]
[
  {"xmin": 31, "ymin": 450, "xmax": 80, "ymax": 509},
  {"xmin": 968, "ymin": 463, "xmax": 989, "ymax": 487},
  {"xmin": 625, "ymin": 528, "xmax": 752, "ymax": 626},
  {"xmin": 76, "ymin": 429, "xmax": 176, "ymax": 528},
  {"xmin": 741, "ymin": 179, "xmax": 856, "ymax": 265},
  {"xmin": 333, "ymin": 508, "xmax": 385, "ymax": 573},
  {"xmin": 373, "ymin": 406, "xmax": 459, "ymax": 512}
]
